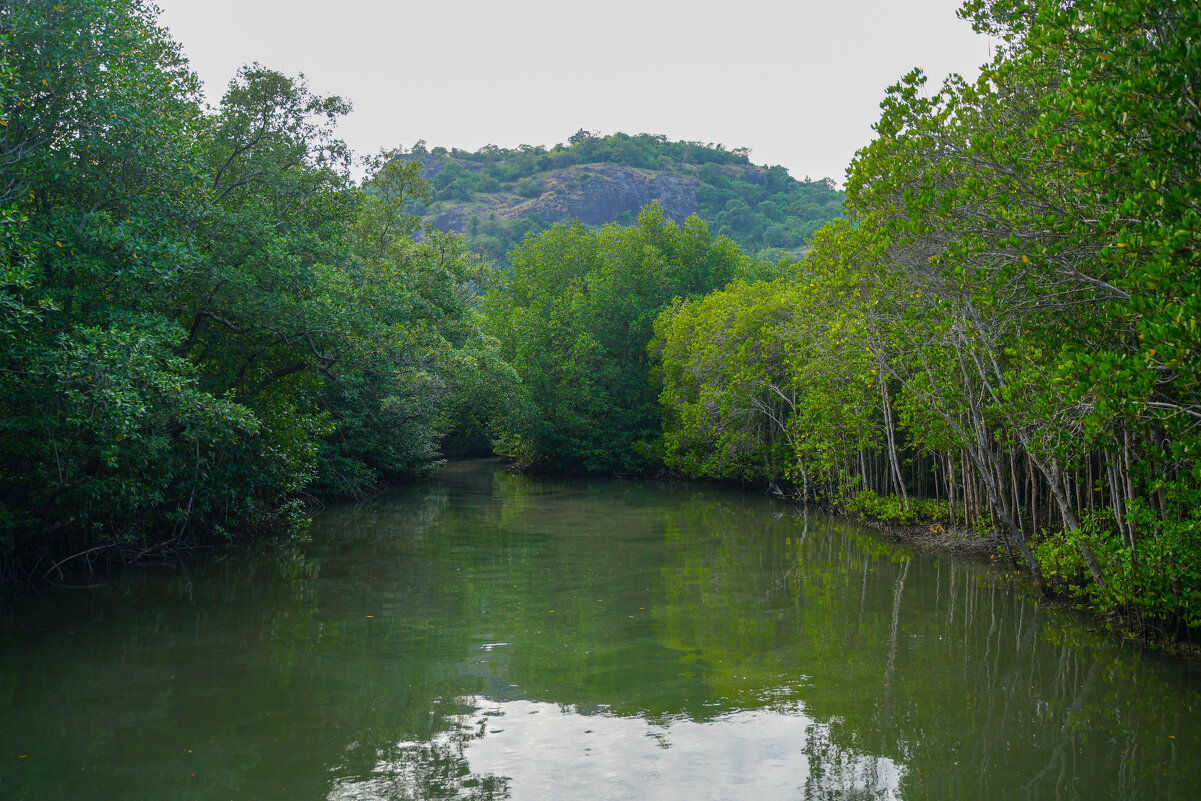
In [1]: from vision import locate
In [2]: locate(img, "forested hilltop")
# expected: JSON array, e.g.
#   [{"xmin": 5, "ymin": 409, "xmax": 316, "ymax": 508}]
[{"xmin": 392, "ymin": 134, "xmax": 844, "ymax": 264}]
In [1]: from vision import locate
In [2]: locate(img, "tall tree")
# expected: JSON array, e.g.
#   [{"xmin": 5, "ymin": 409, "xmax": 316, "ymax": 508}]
[
  {"xmin": 0, "ymin": 0, "xmax": 264, "ymax": 568},
  {"xmin": 483, "ymin": 204, "xmax": 760, "ymax": 474}
]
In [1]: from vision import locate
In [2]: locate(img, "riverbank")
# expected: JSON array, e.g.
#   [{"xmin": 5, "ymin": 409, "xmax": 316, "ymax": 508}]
[
  {"xmin": 818, "ymin": 495, "xmax": 1201, "ymax": 659},
  {"xmin": 851, "ymin": 516, "xmax": 1000, "ymax": 560}
]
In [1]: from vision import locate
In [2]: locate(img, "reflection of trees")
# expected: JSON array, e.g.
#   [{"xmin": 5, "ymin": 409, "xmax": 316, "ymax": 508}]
[
  {"xmin": 458, "ymin": 466, "xmax": 1201, "ymax": 799},
  {"xmin": 329, "ymin": 710, "xmax": 510, "ymax": 801},
  {"xmin": 4, "ymin": 462, "xmax": 1201, "ymax": 800},
  {"xmin": 0, "ymin": 476, "xmax": 477, "ymax": 801},
  {"xmin": 803, "ymin": 721, "xmax": 903, "ymax": 801},
  {"xmin": 633, "ymin": 494, "xmax": 1201, "ymax": 800}
]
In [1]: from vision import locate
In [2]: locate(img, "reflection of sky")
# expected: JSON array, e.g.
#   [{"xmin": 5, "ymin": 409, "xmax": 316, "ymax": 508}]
[{"xmin": 330, "ymin": 697, "xmax": 904, "ymax": 801}]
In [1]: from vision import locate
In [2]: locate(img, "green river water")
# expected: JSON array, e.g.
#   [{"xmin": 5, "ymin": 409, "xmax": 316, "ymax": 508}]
[{"xmin": 2, "ymin": 459, "xmax": 1199, "ymax": 800}]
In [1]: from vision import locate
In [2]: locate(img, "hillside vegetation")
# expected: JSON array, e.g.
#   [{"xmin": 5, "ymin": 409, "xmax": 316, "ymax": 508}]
[{"xmin": 394, "ymin": 132, "xmax": 844, "ymax": 263}]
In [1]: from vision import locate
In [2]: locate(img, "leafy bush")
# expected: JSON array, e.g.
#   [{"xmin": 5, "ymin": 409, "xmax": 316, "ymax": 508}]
[
  {"xmin": 841, "ymin": 490, "xmax": 950, "ymax": 527},
  {"xmin": 1034, "ymin": 492, "xmax": 1201, "ymax": 633}
]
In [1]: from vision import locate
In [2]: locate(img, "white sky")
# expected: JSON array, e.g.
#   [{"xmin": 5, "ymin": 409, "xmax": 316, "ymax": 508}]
[{"xmin": 154, "ymin": 0, "xmax": 991, "ymax": 186}]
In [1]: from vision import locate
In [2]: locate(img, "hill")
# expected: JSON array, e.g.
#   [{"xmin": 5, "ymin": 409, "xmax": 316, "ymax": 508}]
[{"xmin": 395, "ymin": 131, "xmax": 845, "ymax": 263}]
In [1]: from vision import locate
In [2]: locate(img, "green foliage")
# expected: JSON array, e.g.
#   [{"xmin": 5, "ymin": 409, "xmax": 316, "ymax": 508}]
[
  {"xmin": 1034, "ymin": 487, "xmax": 1201, "ymax": 632},
  {"xmin": 0, "ymin": 204, "xmax": 41, "ymax": 341},
  {"xmin": 653, "ymin": 221, "xmax": 885, "ymax": 496},
  {"xmin": 840, "ymin": 490, "xmax": 951, "ymax": 527},
  {"xmin": 0, "ymin": 0, "xmax": 238, "ymax": 566},
  {"xmin": 653, "ymin": 279, "xmax": 801, "ymax": 483},
  {"xmin": 1, "ymin": 324, "xmax": 267, "ymax": 546},
  {"xmin": 312, "ymin": 212, "xmax": 518, "ymax": 496},
  {"xmin": 0, "ymin": 1, "xmax": 521, "ymax": 575},
  {"xmin": 482, "ymin": 204, "xmax": 759, "ymax": 474},
  {"xmin": 649, "ymin": 0, "xmax": 1201, "ymax": 637}
]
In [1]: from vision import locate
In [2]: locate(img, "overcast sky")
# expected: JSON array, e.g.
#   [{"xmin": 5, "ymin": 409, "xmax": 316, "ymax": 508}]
[{"xmin": 154, "ymin": 0, "xmax": 991, "ymax": 186}]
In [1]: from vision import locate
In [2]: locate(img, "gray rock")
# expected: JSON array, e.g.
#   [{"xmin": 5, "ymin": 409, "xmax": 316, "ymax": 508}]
[{"xmin": 514, "ymin": 164, "xmax": 698, "ymax": 226}]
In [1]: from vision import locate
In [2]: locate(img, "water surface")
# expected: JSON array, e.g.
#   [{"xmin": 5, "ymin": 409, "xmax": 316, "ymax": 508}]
[{"xmin": 2, "ymin": 460, "xmax": 1198, "ymax": 799}]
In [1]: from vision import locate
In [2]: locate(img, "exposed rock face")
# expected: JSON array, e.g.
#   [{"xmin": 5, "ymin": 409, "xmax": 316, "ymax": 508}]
[
  {"xmin": 419, "ymin": 162, "xmax": 698, "ymax": 234},
  {"xmin": 429, "ymin": 206, "xmax": 466, "ymax": 233},
  {"xmin": 517, "ymin": 164, "xmax": 698, "ymax": 227}
]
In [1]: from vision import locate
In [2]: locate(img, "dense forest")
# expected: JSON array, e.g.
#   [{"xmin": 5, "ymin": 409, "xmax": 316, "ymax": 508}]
[
  {"xmin": 393, "ymin": 134, "xmax": 844, "ymax": 264},
  {"xmin": 479, "ymin": 205, "xmax": 779, "ymax": 475},
  {"xmin": 0, "ymin": 0, "xmax": 521, "ymax": 577},
  {"xmin": 650, "ymin": 0, "xmax": 1201, "ymax": 639},
  {"xmin": 2, "ymin": 0, "xmax": 1198, "ymax": 643}
]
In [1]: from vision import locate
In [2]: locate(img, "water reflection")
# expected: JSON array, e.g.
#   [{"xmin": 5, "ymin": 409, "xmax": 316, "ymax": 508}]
[
  {"xmin": 1, "ymin": 460, "xmax": 1199, "ymax": 801},
  {"xmin": 332, "ymin": 698, "xmax": 903, "ymax": 801}
]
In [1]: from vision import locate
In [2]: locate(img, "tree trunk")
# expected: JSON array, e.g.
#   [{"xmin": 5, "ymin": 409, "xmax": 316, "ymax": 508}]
[{"xmin": 879, "ymin": 374, "xmax": 909, "ymax": 511}]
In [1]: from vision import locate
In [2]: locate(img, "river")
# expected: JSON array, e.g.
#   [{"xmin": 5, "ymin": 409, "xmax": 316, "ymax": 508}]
[{"xmin": 2, "ymin": 459, "xmax": 1198, "ymax": 799}]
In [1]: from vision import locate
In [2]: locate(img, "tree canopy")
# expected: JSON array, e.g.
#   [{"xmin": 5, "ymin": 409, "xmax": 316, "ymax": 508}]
[
  {"xmin": 481, "ymin": 204, "xmax": 771, "ymax": 474},
  {"xmin": 652, "ymin": 0, "xmax": 1201, "ymax": 635},
  {"xmin": 0, "ymin": 0, "xmax": 510, "ymax": 577}
]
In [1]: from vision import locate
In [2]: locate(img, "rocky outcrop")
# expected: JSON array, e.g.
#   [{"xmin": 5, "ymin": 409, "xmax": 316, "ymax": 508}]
[
  {"xmin": 429, "ymin": 206, "xmax": 467, "ymax": 232},
  {"xmin": 514, "ymin": 164, "xmax": 698, "ymax": 227},
  {"xmin": 420, "ymin": 162, "xmax": 699, "ymax": 234}
]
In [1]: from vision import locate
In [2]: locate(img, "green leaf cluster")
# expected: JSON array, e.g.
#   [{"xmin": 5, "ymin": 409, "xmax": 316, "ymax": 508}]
[{"xmin": 481, "ymin": 204, "xmax": 764, "ymax": 474}]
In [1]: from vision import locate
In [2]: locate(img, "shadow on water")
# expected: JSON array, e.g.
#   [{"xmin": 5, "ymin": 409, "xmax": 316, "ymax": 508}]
[{"xmin": 1, "ymin": 459, "xmax": 1198, "ymax": 800}]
